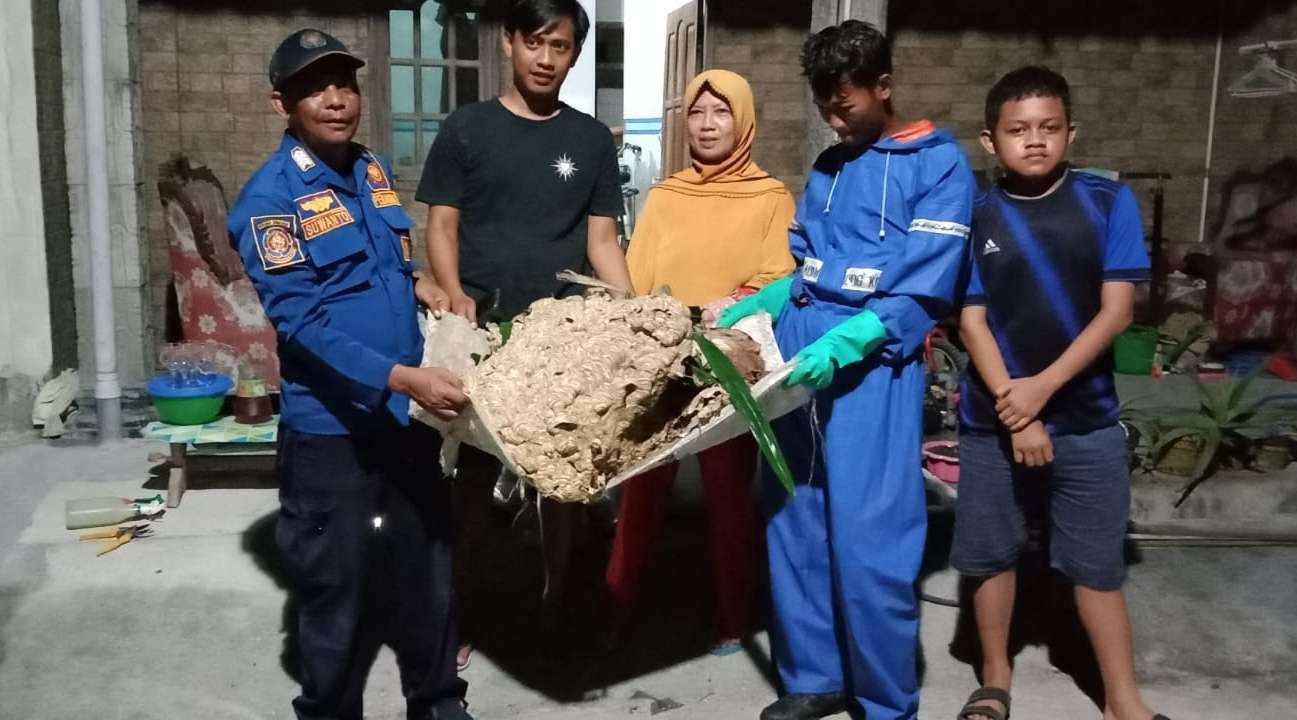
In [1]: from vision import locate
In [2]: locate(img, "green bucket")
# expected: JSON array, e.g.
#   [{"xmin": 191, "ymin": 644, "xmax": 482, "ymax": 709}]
[{"xmin": 1113, "ymin": 325, "xmax": 1158, "ymax": 375}]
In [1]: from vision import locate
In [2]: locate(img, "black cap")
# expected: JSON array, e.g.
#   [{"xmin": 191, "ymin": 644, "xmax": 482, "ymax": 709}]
[{"xmin": 268, "ymin": 28, "xmax": 365, "ymax": 90}]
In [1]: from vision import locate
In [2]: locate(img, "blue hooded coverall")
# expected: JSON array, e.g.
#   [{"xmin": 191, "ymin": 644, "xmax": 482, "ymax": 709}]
[{"xmin": 766, "ymin": 123, "xmax": 974, "ymax": 719}]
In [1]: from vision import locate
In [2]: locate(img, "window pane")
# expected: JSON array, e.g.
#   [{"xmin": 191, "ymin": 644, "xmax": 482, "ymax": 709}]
[
  {"xmin": 389, "ymin": 10, "xmax": 414, "ymax": 58},
  {"xmin": 421, "ymin": 66, "xmax": 449, "ymax": 114},
  {"xmin": 393, "ymin": 119, "xmax": 417, "ymax": 169},
  {"xmin": 422, "ymin": 120, "xmax": 441, "ymax": 157},
  {"xmin": 420, "ymin": 1, "xmax": 447, "ymax": 60},
  {"xmin": 455, "ymin": 13, "xmax": 480, "ymax": 61},
  {"xmin": 391, "ymin": 65, "xmax": 415, "ymax": 114},
  {"xmin": 456, "ymin": 67, "xmax": 478, "ymax": 107}
]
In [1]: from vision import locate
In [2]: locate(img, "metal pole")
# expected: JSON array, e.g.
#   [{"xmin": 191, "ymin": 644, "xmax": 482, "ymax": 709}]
[
  {"xmin": 80, "ymin": 0, "xmax": 122, "ymax": 440},
  {"xmin": 1198, "ymin": 13, "xmax": 1223, "ymax": 246}
]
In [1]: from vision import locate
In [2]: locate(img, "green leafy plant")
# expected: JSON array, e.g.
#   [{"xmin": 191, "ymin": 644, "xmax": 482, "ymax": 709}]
[
  {"xmin": 1160, "ymin": 321, "xmax": 1206, "ymax": 368},
  {"xmin": 1148, "ymin": 371, "xmax": 1294, "ymax": 506},
  {"xmin": 694, "ymin": 333, "xmax": 796, "ymax": 496}
]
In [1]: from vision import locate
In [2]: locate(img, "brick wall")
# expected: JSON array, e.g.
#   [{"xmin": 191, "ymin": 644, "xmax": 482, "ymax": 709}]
[
  {"xmin": 1204, "ymin": 2, "xmax": 1297, "ymax": 242},
  {"xmin": 891, "ymin": 0, "xmax": 1296, "ymax": 246},
  {"xmin": 707, "ymin": 2, "xmax": 813, "ymax": 192},
  {"xmin": 137, "ymin": 1, "xmax": 379, "ymax": 353},
  {"xmin": 707, "ymin": 1, "xmax": 1296, "ymax": 250}
]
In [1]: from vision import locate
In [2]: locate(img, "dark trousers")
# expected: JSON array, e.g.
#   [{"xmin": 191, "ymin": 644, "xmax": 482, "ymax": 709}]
[{"xmin": 276, "ymin": 423, "xmax": 464, "ymax": 720}]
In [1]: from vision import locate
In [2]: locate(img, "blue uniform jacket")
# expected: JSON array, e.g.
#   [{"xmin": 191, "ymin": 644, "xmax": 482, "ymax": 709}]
[
  {"xmin": 228, "ymin": 133, "xmax": 422, "ymax": 435},
  {"xmin": 787, "ymin": 123, "xmax": 975, "ymax": 362}
]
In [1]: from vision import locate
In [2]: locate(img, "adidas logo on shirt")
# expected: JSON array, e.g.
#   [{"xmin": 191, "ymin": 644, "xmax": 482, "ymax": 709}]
[{"xmin": 983, "ymin": 239, "xmax": 1001, "ymax": 255}]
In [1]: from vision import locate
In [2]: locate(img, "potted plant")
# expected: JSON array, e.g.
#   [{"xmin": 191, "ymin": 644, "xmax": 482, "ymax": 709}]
[
  {"xmin": 1146, "ymin": 372, "xmax": 1293, "ymax": 507},
  {"xmin": 1252, "ymin": 436, "xmax": 1293, "ymax": 472}
]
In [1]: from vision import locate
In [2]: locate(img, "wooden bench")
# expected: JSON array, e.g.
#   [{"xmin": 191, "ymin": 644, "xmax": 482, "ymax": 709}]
[{"xmin": 141, "ymin": 415, "xmax": 278, "ymax": 507}]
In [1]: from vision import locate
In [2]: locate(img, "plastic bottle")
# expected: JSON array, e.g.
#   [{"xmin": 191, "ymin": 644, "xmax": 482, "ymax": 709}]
[
  {"xmin": 233, "ymin": 370, "xmax": 272, "ymax": 425},
  {"xmin": 65, "ymin": 495, "xmax": 164, "ymax": 530}
]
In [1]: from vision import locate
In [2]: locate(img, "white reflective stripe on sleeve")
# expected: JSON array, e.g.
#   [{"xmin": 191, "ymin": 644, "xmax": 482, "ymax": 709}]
[{"xmin": 908, "ymin": 218, "xmax": 971, "ymax": 238}]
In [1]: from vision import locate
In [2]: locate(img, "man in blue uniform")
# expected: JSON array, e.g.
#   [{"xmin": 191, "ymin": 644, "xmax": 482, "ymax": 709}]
[
  {"xmin": 721, "ymin": 21, "xmax": 974, "ymax": 720},
  {"xmin": 227, "ymin": 29, "xmax": 472, "ymax": 720}
]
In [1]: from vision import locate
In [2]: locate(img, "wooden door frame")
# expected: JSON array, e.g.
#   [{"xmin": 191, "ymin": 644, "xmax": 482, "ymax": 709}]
[{"xmin": 662, "ymin": 1, "xmax": 704, "ymax": 177}]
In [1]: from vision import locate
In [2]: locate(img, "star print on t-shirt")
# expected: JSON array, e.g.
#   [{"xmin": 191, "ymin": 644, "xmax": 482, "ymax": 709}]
[{"xmin": 552, "ymin": 154, "xmax": 578, "ymax": 181}]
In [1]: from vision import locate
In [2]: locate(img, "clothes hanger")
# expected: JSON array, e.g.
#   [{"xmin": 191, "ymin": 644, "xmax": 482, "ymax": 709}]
[{"xmin": 1228, "ymin": 41, "xmax": 1297, "ymax": 98}]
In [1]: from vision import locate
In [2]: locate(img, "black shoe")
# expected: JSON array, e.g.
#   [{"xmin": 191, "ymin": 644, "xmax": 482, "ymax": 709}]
[
  {"xmin": 759, "ymin": 692, "xmax": 848, "ymax": 720},
  {"xmin": 410, "ymin": 697, "xmax": 474, "ymax": 720}
]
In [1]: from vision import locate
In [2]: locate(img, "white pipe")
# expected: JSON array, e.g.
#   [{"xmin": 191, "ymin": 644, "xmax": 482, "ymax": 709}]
[
  {"xmin": 1198, "ymin": 16, "xmax": 1224, "ymax": 246},
  {"xmin": 80, "ymin": 0, "xmax": 122, "ymax": 440},
  {"xmin": 1239, "ymin": 39, "xmax": 1297, "ymax": 55}
]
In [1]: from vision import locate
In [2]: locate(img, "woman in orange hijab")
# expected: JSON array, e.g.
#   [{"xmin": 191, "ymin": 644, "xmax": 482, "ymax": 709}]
[{"xmin": 604, "ymin": 69, "xmax": 795, "ymax": 653}]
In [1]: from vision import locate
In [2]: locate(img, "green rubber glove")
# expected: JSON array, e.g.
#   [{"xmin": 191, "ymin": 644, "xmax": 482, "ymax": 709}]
[
  {"xmin": 718, "ymin": 275, "xmax": 794, "ymax": 328},
  {"xmin": 787, "ymin": 310, "xmax": 888, "ymax": 389}
]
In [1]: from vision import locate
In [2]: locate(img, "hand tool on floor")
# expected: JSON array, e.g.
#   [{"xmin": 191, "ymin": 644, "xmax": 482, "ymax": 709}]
[{"xmin": 79, "ymin": 523, "xmax": 154, "ymax": 556}]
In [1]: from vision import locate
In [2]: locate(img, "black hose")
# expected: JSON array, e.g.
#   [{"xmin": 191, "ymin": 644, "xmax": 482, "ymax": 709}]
[{"xmin": 921, "ymin": 591, "xmax": 962, "ymax": 608}]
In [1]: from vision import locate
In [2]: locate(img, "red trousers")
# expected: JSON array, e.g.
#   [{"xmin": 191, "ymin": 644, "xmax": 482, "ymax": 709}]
[{"xmin": 604, "ymin": 435, "xmax": 759, "ymax": 640}]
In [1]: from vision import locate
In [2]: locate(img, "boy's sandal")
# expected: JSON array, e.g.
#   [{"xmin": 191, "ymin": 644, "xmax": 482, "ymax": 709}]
[{"xmin": 957, "ymin": 687, "xmax": 1011, "ymax": 720}]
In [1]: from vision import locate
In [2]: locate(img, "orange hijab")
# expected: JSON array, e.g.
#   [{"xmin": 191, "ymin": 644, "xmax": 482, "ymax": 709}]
[
  {"xmin": 656, "ymin": 69, "xmax": 788, "ymax": 198},
  {"xmin": 626, "ymin": 69, "xmax": 796, "ymax": 303}
]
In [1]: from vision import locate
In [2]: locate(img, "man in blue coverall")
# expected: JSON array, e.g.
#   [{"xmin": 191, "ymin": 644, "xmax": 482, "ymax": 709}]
[
  {"xmin": 228, "ymin": 29, "xmax": 473, "ymax": 720},
  {"xmin": 721, "ymin": 21, "xmax": 975, "ymax": 720}
]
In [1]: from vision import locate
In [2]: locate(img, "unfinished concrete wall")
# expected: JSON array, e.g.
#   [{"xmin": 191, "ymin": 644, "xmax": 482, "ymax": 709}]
[
  {"xmin": 32, "ymin": 0, "xmax": 77, "ymax": 374},
  {"xmin": 890, "ymin": 0, "xmax": 1290, "ymax": 247},
  {"xmin": 136, "ymin": 1, "xmax": 378, "ymax": 359},
  {"xmin": 706, "ymin": 2, "xmax": 813, "ymax": 192},
  {"xmin": 1, "ymin": 0, "xmax": 56, "ymax": 436},
  {"xmin": 60, "ymin": 0, "xmax": 151, "ymax": 391},
  {"xmin": 1206, "ymin": 2, "xmax": 1297, "ymax": 242}
]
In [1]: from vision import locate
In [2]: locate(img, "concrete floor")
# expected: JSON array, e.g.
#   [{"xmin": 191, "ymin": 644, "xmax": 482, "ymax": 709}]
[{"xmin": 1, "ymin": 438, "xmax": 1295, "ymax": 719}]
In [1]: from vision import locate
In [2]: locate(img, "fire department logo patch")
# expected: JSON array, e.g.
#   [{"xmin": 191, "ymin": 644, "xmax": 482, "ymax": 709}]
[
  {"xmin": 364, "ymin": 158, "xmax": 401, "ymax": 208},
  {"xmin": 250, "ymin": 215, "xmax": 305, "ymax": 271},
  {"xmin": 300, "ymin": 31, "xmax": 327, "ymax": 49}
]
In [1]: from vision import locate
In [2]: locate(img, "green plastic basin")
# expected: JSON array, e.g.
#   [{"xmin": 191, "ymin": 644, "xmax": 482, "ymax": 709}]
[{"xmin": 1113, "ymin": 325, "xmax": 1158, "ymax": 375}]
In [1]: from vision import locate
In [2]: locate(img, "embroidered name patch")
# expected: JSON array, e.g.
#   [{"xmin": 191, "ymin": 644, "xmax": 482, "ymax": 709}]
[
  {"xmin": 250, "ymin": 215, "xmax": 305, "ymax": 271},
  {"xmin": 842, "ymin": 267, "xmax": 882, "ymax": 293},
  {"xmin": 296, "ymin": 189, "xmax": 354, "ymax": 240},
  {"xmin": 365, "ymin": 160, "xmax": 402, "ymax": 208},
  {"xmin": 801, "ymin": 257, "xmax": 824, "ymax": 284},
  {"xmin": 372, "ymin": 189, "xmax": 402, "ymax": 208}
]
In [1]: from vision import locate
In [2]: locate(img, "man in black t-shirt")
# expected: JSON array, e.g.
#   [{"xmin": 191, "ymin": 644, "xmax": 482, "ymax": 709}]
[
  {"xmin": 416, "ymin": 0, "xmax": 632, "ymax": 661},
  {"xmin": 417, "ymin": 0, "xmax": 629, "ymax": 321}
]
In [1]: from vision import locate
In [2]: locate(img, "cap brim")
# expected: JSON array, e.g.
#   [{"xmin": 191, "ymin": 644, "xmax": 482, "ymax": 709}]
[{"xmin": 276, "ymin": 51, "xmax": 366, "ymax": 89}]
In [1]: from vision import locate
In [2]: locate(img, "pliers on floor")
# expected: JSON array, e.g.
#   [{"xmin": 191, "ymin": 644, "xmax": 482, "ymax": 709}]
[{"xmin": 79, "ymin": 523, "xmax": 154, "ymax": 556}]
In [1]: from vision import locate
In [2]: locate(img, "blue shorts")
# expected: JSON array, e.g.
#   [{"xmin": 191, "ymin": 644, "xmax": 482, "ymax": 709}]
[{"xmin": 949, "ymin": 423, "xmax": 1130, "ymax": 591}]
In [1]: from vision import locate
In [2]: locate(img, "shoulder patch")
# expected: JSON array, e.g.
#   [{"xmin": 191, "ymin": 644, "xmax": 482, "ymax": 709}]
[
  {"xmin": 365, "ymin": 160, "xmax": 402, "ymax": 208},
  {"xmin": 295, "ymin": 189, "xmax": 355, "ymax": 240},
  {"xmin": 250, "ymin": 215, "xmax": 306, "ymax": 271},
  {"xmin": 290, "ymin": 146, "xmax": 316, "ymax": 172}
]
